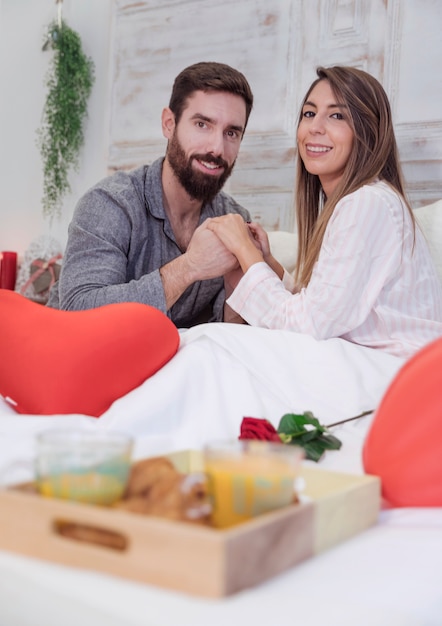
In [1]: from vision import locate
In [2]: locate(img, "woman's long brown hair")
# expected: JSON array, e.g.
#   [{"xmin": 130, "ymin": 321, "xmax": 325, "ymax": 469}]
[{"xmin": 295, "ymin": 65, "xmax": 415, "ymax": 288}]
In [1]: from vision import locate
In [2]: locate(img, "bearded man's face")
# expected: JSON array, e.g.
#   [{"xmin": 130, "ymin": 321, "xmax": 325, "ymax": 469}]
[
  {"xmin": 166, "ymin": 130, "xmax": 236, "ymax": 204},
  {"xmin": 165, "ymin": 90, "xmax": 246, "ymax": 203}
]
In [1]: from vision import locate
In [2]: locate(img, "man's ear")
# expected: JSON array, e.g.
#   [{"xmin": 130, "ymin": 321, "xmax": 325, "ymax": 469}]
[{"xmin": 161, "ymin": 107, "xmax": 176, "ymax": 139}]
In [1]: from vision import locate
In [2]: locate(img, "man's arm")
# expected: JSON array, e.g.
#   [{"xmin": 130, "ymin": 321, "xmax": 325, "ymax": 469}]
[
  {"xmin": 55, "ymin": 182, "xmax": 246, "ymax": 315},
  {"xmin": 55, "ymin": 179, "xmax": 170, "ymax": 312},
  {"xmin": 222, "ymin": 265, "xmax": 246, "ymax": 324}
]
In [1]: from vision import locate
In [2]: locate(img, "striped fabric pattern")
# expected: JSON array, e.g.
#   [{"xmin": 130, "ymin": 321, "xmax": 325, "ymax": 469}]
[{"xmin": 227, "ymin": 181, "xmax": 442, "ymax": 358}]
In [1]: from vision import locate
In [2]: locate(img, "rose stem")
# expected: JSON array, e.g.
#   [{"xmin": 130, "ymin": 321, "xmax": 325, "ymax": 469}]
[{"xmin": 325, "ymin": 409, "xmax": 374, "ymax": 429}]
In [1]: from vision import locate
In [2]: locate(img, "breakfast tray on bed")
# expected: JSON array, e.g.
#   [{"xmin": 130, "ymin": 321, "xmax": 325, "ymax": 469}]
[{"xmin": 0, "ymin": 450, "xmax": 380, "ymax": 598}]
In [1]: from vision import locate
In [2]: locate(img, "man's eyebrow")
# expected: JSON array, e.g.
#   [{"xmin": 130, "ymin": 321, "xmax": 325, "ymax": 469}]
[
  {"xmin": 190, "ymin": 113, "xmax": 213, "ymax": 123},
  {"xmin": 229, "ymin": 123, "xmax": 245, "ymax": 134},
  {"xmin": 190, "ymin": 113, "xmax": 244, "ymax": 133}
]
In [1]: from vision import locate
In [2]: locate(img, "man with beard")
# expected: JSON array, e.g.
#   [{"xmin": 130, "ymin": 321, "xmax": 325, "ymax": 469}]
[{"xmin": 47, "ymin": 62, "xmax": 254, "ymax": 327}]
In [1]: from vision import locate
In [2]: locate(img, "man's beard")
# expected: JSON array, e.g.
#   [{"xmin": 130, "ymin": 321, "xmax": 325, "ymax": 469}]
[{"xmin": 166, "ymin": 131, "xmax": 235, "ymax": 204}]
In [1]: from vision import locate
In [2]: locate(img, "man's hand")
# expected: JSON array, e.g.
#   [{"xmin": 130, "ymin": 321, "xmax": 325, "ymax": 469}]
[
  {"xmin": 185, "ymin": 220, "xmax": 239, "ymax": 281},
  {"xmin": 159, "ymin": 220, "xmax": 239, "ymax": 311}
]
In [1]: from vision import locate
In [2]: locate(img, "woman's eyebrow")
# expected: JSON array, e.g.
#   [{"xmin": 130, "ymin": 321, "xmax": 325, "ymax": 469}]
[{"xmin": 303, "ymin": 100, "xmax": 347, "ymax": 110}]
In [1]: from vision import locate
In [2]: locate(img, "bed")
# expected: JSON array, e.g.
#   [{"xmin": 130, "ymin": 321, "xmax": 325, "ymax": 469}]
[{"xmin": 1, "ymin": 200, "xmax": 442, "ymax": 625}]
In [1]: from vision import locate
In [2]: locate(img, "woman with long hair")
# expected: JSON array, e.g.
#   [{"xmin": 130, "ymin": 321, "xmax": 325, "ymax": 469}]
[{"xmin": 207, "ymin": 65, "xmax": 442, "ymax": 358}]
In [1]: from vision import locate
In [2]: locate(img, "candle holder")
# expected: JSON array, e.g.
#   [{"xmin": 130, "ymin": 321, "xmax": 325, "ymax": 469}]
[{"xmin": 0, "ymin": 251, "xmax": 18, "ymax": 290}]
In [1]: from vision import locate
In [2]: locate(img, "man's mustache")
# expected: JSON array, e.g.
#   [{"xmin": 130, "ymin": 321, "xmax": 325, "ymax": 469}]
[{"xmin": 192, "ymin": 154, "xmax": 229, "ymax": 169}]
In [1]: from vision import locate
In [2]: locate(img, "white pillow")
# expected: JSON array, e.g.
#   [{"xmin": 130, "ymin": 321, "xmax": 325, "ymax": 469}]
[
  {"xmin": 267, "ymin": 230, "xmax": 298, "ymax": 274},
  {"xmin": 413, "ymin": 200, "xmax": 442, "ymax": 285}
]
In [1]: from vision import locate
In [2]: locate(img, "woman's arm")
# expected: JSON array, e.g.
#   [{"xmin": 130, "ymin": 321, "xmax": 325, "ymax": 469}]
[{"xmin": 226, "ymin": 186, "xmax": 404, "ymax": 339}]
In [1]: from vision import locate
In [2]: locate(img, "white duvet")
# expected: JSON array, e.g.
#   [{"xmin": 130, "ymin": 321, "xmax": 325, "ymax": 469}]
[
  {"xmin": 0, "ymin": 322, "xmax": 404, "ymax": 472},
  {"xmin": 2, "ymin": 323, "xmax": 442, "ymax": 626}
]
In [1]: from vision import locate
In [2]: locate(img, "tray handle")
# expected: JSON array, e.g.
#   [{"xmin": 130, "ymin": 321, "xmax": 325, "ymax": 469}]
[{"xmin": 53, "ymin": 518, "xmax": 129, "ymax": 552}]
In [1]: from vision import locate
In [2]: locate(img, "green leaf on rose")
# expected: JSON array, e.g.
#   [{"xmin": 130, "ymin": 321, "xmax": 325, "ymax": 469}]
[{"xmin": 277, "ymin": 412, "xmax": 342, "ymax": 462}]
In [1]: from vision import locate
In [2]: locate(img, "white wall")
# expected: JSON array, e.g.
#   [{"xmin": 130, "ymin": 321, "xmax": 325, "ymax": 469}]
[
  {"xmin": 1, "ymin": 0, "xmax": 441, "ymax": 258},
  {"xmin": 0, "ymin": 0, "xmax": 112, "ymax": 257}
]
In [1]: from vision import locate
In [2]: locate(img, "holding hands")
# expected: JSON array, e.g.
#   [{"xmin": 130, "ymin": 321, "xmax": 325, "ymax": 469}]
[
  {"xmin": 206, "ymin": 215, "xmax": 263, "ymax": 271},
  {"xmin": 206, "ymin": 215, "xmax": 284, "ymax": 279},
  {"xmin": 185, "ymin": 220, "xmax": 240, "ymax": 281}
]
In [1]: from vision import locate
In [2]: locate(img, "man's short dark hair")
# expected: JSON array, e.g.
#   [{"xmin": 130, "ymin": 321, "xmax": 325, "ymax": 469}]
[{"xmin": 169, "ymin": 61, "xmax": 254, "ymax": 131}]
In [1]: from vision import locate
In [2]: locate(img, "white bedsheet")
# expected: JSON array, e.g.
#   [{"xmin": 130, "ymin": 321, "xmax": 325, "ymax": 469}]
[
  {"xmin": 0, "ymin": 323, "xmax": 403, "ymax": 467},
  {"xmin": 1, "ymin": 323, "xmax": 441, "ymax": 625}
]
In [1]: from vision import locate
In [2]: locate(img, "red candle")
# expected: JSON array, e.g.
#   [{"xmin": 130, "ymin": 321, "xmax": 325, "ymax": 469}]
[{"xmin": 0, "ymin": 251, "xmax": 18, "ymax": 290}]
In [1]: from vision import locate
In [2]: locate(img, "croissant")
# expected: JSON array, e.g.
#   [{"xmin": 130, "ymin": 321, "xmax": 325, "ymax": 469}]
[{"xmin": 115, "ymin": 456, "xmax": 212, "ymax": 525}]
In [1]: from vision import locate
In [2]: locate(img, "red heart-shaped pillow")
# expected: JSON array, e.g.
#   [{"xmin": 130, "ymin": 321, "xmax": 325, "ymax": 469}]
[
  {"xmin": 363, "ymin": 337, "xmax": 442, "ymax": 507},
  {"xmin": 0, "ymin": 290, "xmax": 180, "ymax": 417}
]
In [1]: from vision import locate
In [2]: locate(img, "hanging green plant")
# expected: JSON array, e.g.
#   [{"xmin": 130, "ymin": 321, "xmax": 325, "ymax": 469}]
[{"xmin": 37, "ymin": 19, "xmax": 95, "ymax": 220}]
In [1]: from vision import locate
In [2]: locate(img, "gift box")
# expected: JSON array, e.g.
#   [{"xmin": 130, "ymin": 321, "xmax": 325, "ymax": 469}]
[
  {"xmin": 28, "ymin": 256, "xmax": 62, "ymax": 294},
  {"xmin": 18, "ymin": 254, "xmax": 62, "ymax": 303}
]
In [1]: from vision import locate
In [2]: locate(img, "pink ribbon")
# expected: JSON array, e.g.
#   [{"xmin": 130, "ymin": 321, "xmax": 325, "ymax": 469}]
[{"xmin": 21, "ymin": 254, "xmax": 62, "ymax": 295}]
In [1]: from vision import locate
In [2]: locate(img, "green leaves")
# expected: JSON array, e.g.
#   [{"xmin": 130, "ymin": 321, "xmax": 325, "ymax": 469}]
[
  {"xmin": 37, "ymin": 20, "xmax": 95, "ymax": 220},
  {"xmin": 277, "ymin": 411, "xmax": 342, "ymax": 462}
]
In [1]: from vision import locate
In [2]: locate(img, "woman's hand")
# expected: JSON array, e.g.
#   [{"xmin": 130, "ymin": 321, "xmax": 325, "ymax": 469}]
[
  {"xmin": 247, "ymin": 221, "xmax": 285, "ymax": 280},
  {"xmin": 206, "ymin": 215, "xmax": 263, "ymax": 272},
  {"xmin": 247, "ymin": 222, "xmax": 271, "ymax": 258}
]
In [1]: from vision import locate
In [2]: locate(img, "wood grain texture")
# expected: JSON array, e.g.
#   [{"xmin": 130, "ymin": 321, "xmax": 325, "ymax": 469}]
[
  {"xmin": 0, "ymin": 457, "xmax": 380, "ymax": 598},
  {"xmin": 108, "ymin": 0, "xmax": 442, "ymax": 228}
]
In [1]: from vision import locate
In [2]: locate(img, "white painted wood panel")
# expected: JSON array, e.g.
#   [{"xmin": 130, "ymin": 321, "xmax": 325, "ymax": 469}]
[
  {"xmin": 384, "ymin": 0, "xmax": 442, "ymax": 206},
  {"xmin": 108, "ymin": 0, "xmax": 442, "ymax": 231},
  {"xmin": 109, "ymin": 0, "xmax": 301, "ymax": 231}
]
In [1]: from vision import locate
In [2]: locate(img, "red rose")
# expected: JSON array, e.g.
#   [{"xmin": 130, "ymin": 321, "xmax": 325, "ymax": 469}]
[{"xmin": 239, "ymin": 417, "xmax": 282, "ymax": 443}]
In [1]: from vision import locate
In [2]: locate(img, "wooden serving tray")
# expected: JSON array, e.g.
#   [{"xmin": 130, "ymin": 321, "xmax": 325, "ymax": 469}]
[{"xmin": 0, "ymin": 451, "xmax": 380, "ymax": 597}]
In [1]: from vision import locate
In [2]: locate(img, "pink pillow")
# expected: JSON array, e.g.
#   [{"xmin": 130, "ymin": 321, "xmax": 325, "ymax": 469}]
[
  {"xmin": 363, "ymin": 337, "xmax": 442, "ymax": 507},
  {"xmin": 0, "ymin": 290, "xmax": 179, "ymax": 417}
]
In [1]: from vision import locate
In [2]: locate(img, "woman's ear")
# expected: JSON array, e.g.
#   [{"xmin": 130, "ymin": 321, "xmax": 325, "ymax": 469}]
[{"xmin": 161, "ymin": 107, "xmax": 176, "ymax": 139}]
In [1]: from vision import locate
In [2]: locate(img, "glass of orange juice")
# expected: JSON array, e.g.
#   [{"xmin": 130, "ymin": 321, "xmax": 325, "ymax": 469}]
[
  {"xmin": 203, "ymin": 440, "xmax": 304, "ymax": 529},
  {"xmin": 35, "ymin": 429, "xmax": 133, "ymax": 506}
]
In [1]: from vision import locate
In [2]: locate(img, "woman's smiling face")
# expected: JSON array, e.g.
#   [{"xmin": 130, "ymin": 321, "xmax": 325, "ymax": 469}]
[{"xmin": 297, "ymin": 79, "xmax": 354, "ymax": 197}]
